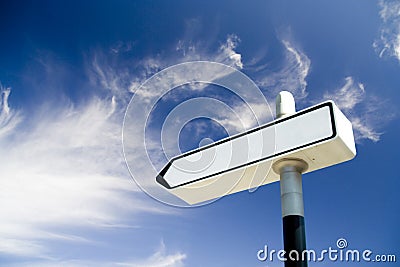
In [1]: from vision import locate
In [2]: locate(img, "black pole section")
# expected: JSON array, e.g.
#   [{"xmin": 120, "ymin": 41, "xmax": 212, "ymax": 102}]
[{"xmin": 283, "ymin": 215, "xmax": 307, "ymax": 267}]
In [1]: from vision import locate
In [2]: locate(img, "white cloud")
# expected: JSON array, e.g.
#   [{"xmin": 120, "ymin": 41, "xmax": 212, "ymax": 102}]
[
  {"xmin": 257, "ymin": 39, "xmax": 310, "ymax": 100},
  {"xmin": 281, "ymin": 40, "xmax": 310, "ymax": 98},
  {"xmin": 0, "ymin": 87, "xmax": 172, "ymax": 258},
  {"xmin": 175, "ymin": 34, "xmax": 244, "ymax": 70},
  {"xmin": 116, "ymin": 241, "xmax": 186, "ymax": 267},
  {"xmin": 89, "ymin": 54, "xmax": 133, "ymax": 100},
  {"xmin": 7, "ymin": 241, "xmax": 186, "ymax": 267},
  {"xmin": 174, "ymin": 18, "xmax": 243, "ymax": 69},
  {"xmin": 350, "ymin": 117, "xmax": 381, "ymax": 143},
  {"xmin": 322, "ymin": 77, "xmax": 365, "ymax": 111},
  {"xmin": 320, "ymin": 77, "xmax": 394, "ymax": 142},
  {"xmin": 216, "ymin": 102, "xmax": 273, "ymax": 133},
  {"xmin": 1, "ymin": 86, "xmax": 10, "ymax": 114},
  {"xmin": 373, "ymin": 0, "xmax": 400, "ymax": 62},
  {"xmin": 0, "ymin": 85, "xmax": 22, "ymax": 138},
  {"xmin": 217, "ymin": 34, "xmax": 244, "ymax": 69},
  {"xmin": 249, "ymin": 34, "xmax": 394, "ymax": 143},
  {"xmin": 175, "ymin": 18, "xmax": 203, "ymax": 58},
  {"xmin": 89, "ymin": 34, "xmax": 245, "ymax": 103}
]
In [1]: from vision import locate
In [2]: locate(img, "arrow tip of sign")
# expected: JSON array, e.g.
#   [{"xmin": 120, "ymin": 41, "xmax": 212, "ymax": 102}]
[{"xmin": 156, "ymin": 174, "xmax": 171, "ymax": 189}]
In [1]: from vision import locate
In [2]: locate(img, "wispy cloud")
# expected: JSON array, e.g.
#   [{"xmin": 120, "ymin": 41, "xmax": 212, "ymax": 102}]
[
  {"xmin": 322, "ymin": 77, "xmax": 365, "ymax": 111},
  {"xmin": 216, "ymin": 102, "xmax": 273, "ymax": 133},
  {"xmin": 173, "ymin": 17, "xmax": 243, "ymax": 69},
  {"xmin": 256, "ymin": 39, "xmax": 310, "ymax": 100},
  {"xmin": 373, "ymin": 0, "xmax": 400, "ymax": 62},
  {"xmin": 7, "ymin": 241, "xmax": 186, "ymax": 267},
  {"xmin": 248, "ymin": 34, "xmax": 394, "ymax": 143},
  {"xmin": 217, "ymin": 34, "xmax": 244, "ymax": 69},
  {"xmin": 0, "ymin": 85, "xmax": 22, "ymax": 138},
  {"xmin": 320, "ymin": 77, "xmax": 395, "ymax": 142},
  {"xmin": 88, "ymin": 54, "xmax": 134, "ymax": 100},
  {"xmin": 175, "ymin": 33, "xmax": 244, "ymax": 70},
  {"xmin": 91, "ymin": 34, "xmax": 245, "ymax": 100},
  {"xmin": 0, "ymin": 85, "xmax": 172, "ymax": 258},
  {"xmin": 116, "ymin": 241, "xmax": 186, "ymax": 267},
  {"xmin": 1, "ymin": 86, "xmax": 10, "ymax": 114}
]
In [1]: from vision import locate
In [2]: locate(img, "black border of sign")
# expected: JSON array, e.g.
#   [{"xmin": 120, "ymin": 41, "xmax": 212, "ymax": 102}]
[{"xmin": 157, "ymin": 101, "xmax": 336, "ymax": 189}]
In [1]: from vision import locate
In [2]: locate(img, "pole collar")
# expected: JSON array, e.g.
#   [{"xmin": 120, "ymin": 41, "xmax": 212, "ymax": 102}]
[{"xmin": 272, "ymin": 158, "xmax": 308, "ymax": 174}]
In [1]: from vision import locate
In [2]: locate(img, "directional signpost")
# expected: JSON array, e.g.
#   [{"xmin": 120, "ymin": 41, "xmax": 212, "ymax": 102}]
[{"xmin": 157, "ymin": 91, "xmax": 356, "ymax": 267}]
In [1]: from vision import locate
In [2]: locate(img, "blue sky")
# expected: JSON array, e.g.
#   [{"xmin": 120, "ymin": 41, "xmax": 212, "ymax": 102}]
[{"xmin": 0, "ymin": 0, "xmax": 399, "ymax": 266}]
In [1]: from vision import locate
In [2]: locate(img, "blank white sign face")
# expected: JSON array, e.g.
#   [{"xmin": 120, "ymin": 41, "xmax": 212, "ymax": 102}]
[{"xmin": 158, "ymin": 102, "xmax": 335, "ymax": 189}]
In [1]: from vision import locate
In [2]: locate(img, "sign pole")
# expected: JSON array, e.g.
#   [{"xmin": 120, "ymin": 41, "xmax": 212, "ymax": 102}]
[{"xmin": 273, "ymin": 92, "xmax": 308, "ymax": 267}]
